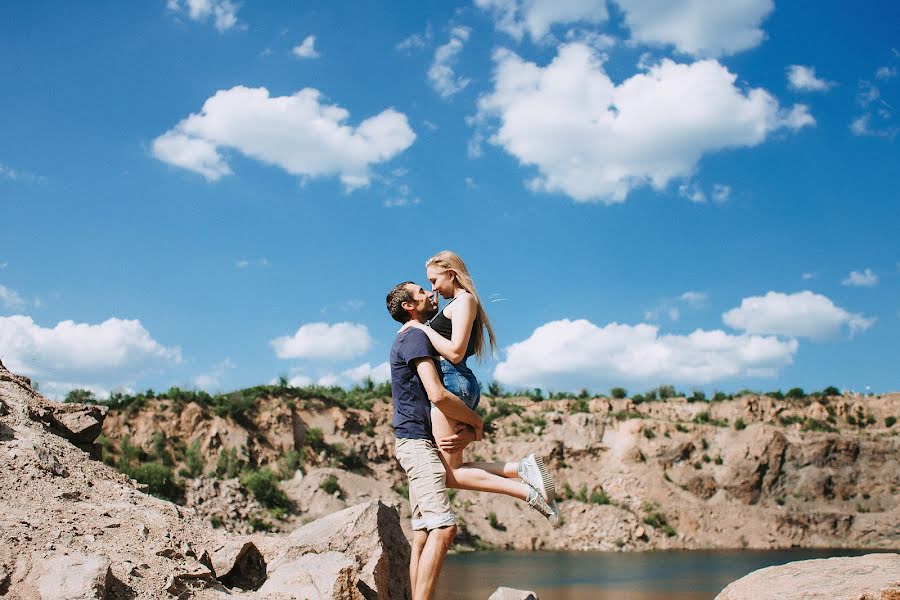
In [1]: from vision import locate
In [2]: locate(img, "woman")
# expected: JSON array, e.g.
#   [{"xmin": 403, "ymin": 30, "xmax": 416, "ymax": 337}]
[{"xmin": 402, "ymin": 250, "xmax": 558, "ymax": 522}]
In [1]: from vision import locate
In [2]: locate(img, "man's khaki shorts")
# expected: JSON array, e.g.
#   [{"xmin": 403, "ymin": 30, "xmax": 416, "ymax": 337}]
[{"xmin": 395, "ymin": 438, "xmax": 456, "ymax": 531}]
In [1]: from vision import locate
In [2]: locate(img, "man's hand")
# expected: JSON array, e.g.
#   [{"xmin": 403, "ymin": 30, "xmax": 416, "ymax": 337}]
[{"xmin": 437, "ymin": 424, "xmax": 476, "ymax": 452}]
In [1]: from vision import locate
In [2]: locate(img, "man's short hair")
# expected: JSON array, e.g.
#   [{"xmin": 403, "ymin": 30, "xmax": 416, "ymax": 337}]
[{"xmin": 386, "ymin": 281, "xmax": 415, "ymax": 323}]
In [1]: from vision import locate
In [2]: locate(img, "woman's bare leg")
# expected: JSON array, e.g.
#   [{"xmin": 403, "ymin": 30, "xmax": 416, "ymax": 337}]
[{"xmin": 431, "ymin": 407, "xmax": 529, "ymax": 501}]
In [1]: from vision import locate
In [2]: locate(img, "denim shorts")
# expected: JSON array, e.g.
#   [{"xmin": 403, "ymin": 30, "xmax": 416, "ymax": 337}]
[{"xmin": 440, "ymin": 359, "xmax": 480, "ymax": 411}]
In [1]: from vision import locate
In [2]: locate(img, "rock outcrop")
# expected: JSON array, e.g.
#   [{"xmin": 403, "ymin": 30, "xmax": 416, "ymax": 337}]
[
  {"xmin": 489, "ymin": 587, "xmax": 540, "ymax": 600},
  {"xmin": 0, "ymin": 361, "xmax": 411, "ymax": 599},
  {"xmin": 715, "ymin": 553, "xmax": 900, "ymax": 599}
]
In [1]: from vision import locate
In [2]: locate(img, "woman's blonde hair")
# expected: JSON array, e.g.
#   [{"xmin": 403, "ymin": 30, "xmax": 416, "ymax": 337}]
[{"xmin": 426, "ymin": 250, "xmax": 497, "ymax": 359}]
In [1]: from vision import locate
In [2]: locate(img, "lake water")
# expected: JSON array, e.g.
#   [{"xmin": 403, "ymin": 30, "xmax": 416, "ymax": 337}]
[{"xmin": 435, "ymin": 549, "xmax": 895, "ymax": 599}]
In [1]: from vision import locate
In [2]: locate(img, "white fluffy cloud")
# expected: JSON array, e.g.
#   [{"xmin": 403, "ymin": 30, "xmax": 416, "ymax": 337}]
[
  {"xmin": 475, "ymin": 0, "xmax": 607, "ymax": 41},
  {"xmin": 0, "ymin": 315, "xmax": 181, "ymax": 389},
  {"xmin": 194, "ymin": 358, "xmax": 236, "ymax": 391},
  {"xmin": 613, "ymin": 0, "xmax": 774, "ymax": 58},
  {"xmin": 286, "ymin": 361, "xmax": 389, "ymax": 389},
  {"xmin": 168, "ymin": 0, "xmax": 239, "ymax": 32},
  {"xmin": 842, "ymin": 268, "xmax": 879, "ymax": 287},
  {"xmin": 476, "ymin": 43, "xmax": 814, "ymax": 203},
  {"xmin": 0, "ymin": 284, "xmax": 25, "ymax": 310},
  {"xmin": 292, "ymin": 35, "xmax": 320, "ymax": 59},
  {"xmin": 152, "ymin": 86, "xmax": 416, "ymax": 189},
  {"xmin": 786, "ymin": 65, "xmax": 834, "ymax": 92},
  {"xmin": 428, "ymin": 27, "xmax": 472, "ymax": 98},
  {"xmin": 271, "ymin": 322, "xmax": 373, "ymax": 360},
  {"xmin": 493, "ymin": 319, "xmax": 797, "ymax": 390},
  {"xmin": 722, "ymin": 291, "xmax": 875, "ymax": 340}
]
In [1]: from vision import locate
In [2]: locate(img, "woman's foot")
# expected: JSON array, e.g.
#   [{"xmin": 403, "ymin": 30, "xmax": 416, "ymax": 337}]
[
  {"xmin": 518, "ymin": 453, "xmax": 556, "ymax": 502},
  {"xmin": 526, "ymin": 488, "xmax": 561, "ymax": 526}
]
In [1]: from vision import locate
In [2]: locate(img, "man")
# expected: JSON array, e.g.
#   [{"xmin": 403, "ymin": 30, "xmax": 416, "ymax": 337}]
[{"xmin": 386, "ymin": 281, "xmax": 558, "ymax": 600}]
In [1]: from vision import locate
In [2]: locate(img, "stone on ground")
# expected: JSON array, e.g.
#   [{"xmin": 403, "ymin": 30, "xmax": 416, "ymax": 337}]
[
  {"xmin": 715, "ymin": 553, "xmax": 900, "ymax": 599},
  {"xmin": 489, "ymin": 587, "xmax": 540, "ymax": 600},
  {"xmin": 274, "ymin": 500, "xmax": 410, "ymax": 600},
  {"xmin": 210, "ymin": 540, "xmax": 266, "ymax": 590},
  {"xmin": 258, "ymin": 551, "xmax": 363, "ymax": 599},
  {"xmin": 36, "ymin": 554, "xmax": 111, "ymax": 600}
]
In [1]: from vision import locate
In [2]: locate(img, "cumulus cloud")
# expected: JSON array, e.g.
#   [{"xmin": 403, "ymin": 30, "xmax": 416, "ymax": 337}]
[
  {"xmin": 292, "ymin": 35, "xmax": 320, "ymax": 59},
  {"xmin": 428, "ymin": 27, "xmax": 472, "ymax": 98},
  {"xmin": 645, "ymin": 291, "xmax": 707, "ymax": 322},
  {"xmin": 152, "ymin": 86, "xmax": 416, "ymax": 189},
  {"xmin": 475, "ymin": 0, "xmax": 608, "ymax": 41},
  {"xmin": 841, "ymin": 268, "xmax": 879, "ymax": 287},
  {"xmin": 285, "ymin": 361, "xmax": 389, "ymax": 389},
  {"xmin": 722, "ymin": 291, "xmax": 875, "ymax": 340},
  {"xmin": 0, "ymin": 315, "xmax": 181, "ymax": 392},
  {"xmin": 493, "ymin": 319, "xmax": 797, "ymax": 390},
  {"xmin": 0, "ymin": 284, "xmax": 25, "ymax": 311},
  {"xmin": 786, "ymin": 65, "xmax": 834, "ymax": 92},
  {"xmin": 271, "ymin": 322, "xmax": 373, "ymax": 360},
  {"xmin": 168, "ymin": 0, "xmax": 240, "ymax": 32},
  {"xmin": 194, "ymin": 358, "xmax": 235, "ymax": 390},
  {"xmin": 476, "ymin": 43, "xmax": 814, "ymax": 203},
  {"xmin": 613, "ymin": 0, "xmax": 774, "ymax": 58}
]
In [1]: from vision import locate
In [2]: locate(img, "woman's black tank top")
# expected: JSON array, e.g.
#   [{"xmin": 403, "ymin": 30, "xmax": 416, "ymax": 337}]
[{"xmin": 428, "ymin": 298, "xmax": 477, "ymax": 359}]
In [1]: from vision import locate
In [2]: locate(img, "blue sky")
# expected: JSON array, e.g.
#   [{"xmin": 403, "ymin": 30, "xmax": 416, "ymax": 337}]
[{"xmin": 1, "ymin": 1, "xmax": 897, "ymax": 399}]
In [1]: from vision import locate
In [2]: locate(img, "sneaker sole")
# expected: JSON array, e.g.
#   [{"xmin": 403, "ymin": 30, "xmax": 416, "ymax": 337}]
[{"xmin": 532, "ymin": 454, "xmax": 556, "ymax": 502}]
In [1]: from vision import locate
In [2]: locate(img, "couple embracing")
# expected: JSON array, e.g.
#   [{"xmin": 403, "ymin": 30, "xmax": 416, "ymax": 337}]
[{"xmin": 386, "ymin": 250, "xmax": 559, "ymax": 600}]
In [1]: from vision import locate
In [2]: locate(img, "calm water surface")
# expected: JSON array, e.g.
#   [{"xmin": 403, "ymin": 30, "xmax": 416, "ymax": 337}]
[{"xmin": 436, "ymin": 549, "xmax": 894, "ymax": 600}]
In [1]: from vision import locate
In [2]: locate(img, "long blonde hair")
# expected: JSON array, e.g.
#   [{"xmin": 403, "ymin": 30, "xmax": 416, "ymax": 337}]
[{"xmin": 426, "ymin": 250, "xmax": 497, "ymax": 359}]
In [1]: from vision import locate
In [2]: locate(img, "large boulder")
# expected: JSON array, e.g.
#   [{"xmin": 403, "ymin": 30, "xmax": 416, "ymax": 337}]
[
  {"xmin": 715, "ymin": 553, "xmax": 900, "ymax": 599},
  {"xmin": 36, "ymin": 553, "xmax": 111, "ymax": 600},
  {"xmin": 273, "ymin": 500, "xmax": 410, "ymax": 600},
  {"xmin": 27, "ymin": 402, "xmax": 107, "ymax": 450},
  {"xmin": 258, "ymin": 551, "xmax": 363, "ymax": 600},
  {"xmin": 211, "ymin": 540, "xmax": 266, "ymax": 590}
]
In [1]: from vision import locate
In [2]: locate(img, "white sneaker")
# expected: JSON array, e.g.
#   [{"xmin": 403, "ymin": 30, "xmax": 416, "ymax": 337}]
[
  {"xmin": 518, "ymin": 453, "xmax": 556, "ymax": 502},
  {"xmin": 526, "ymin": 488, "xmax": 561, "ymax": 526}
]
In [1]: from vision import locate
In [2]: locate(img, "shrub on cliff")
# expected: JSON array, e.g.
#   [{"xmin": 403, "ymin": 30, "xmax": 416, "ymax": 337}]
[
  {"xmin": 610, "ymin": 387, "xmax": 628, "ymax": 399},
  {"xmin": 64, "ymin": 388, "xmax": 98, "ymax": 405},
  {"xmin": 178, "ymin": 439, "xmax": 204, "ymax": 478},
  {"xmin": 241, "ymin": 467, "xmax": 291, "ymax": 511},
  {"xmin": 886, "ymin": 416, "xmax": 897, "ymax": 428}
]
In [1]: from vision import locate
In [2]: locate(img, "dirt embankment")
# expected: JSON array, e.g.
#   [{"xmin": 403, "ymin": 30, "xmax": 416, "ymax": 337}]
[{"xmin": 96, "ymin": 378, "xmax": 900, "ymax": 553}]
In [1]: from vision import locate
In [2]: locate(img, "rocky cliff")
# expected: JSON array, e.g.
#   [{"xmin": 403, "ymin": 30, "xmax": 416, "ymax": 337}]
[
  {"xmin": 0, "ymin": 361, "xmax": 410, "ymax": 599},
  {"xmin": 91, "ymin": 374, "xmax": 900, "ymax": 553}
]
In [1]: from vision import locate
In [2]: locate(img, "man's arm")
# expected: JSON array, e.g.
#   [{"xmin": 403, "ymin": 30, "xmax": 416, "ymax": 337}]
[{"xmin": 413, "ymin": 357, "xmax": 483, "ymax": 440}]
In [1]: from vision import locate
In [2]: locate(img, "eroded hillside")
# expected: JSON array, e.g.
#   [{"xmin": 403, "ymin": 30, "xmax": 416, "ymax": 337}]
[{"xmin": 92, "ymin": 379, "xmax": 900, "ymax": 552}]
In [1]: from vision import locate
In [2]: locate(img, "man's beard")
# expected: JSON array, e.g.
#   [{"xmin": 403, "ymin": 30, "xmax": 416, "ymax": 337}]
[{"xmin": 422, "ymin": 304, "xmax": 439, "ymax": 321}]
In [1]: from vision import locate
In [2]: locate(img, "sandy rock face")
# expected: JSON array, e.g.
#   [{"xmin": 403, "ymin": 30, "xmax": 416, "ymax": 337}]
[
  {"xmin": 715, "ymin": 553, "xmax": 900, "ymax": 599},
  {"xmin": 269, "ymin": 500, "xmax": 412, "ymax": 600},
  {"xmin": 258, "ymin": 551, "xmax": 363, "ymax": 599},
  {"xmin": 36, "ymin": 554, "xmax": 111, "ymax": 600}
]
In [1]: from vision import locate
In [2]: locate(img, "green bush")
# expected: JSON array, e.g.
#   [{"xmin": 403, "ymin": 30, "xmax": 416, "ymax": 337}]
[
  {"xmin": 613, "ymin": 410, "xmax": 644, "ymax": 421},
  {"xmin": 320, "ymin": 474, "xmax": 341, "ymax": 495},
  {"xmin": 124, "ymin": 462, "xmax": 183, "ymax": 502},
  {"xmin": 278, "ymin": 449, "xmax": 304, "ymax": 479},
  {"xmin": 785, "ymin": 387, "xmax": 805, "ymax": 399},
  {"xmin": 642, "ymin": 427, "xmax": 656, "ymax": 439},
  {"xmin": 886, "ymin": 416, "xmax": 897, "ymax": 428},
  {"xmin": 675, "ymin": 423, "xmax": 689, "ymax": 433},
  {"xmin": 822, "ymin": 386, "xmax": 840, "ymax": 397},
  {"xmin": 64, "ymin": 388, "xmax": 98, "ymax": 404},
  {"xmin": 693, "ymin": 412, "xmax": 728, "ymax": 427},
  {"xmin": 241, "ymin": 468, "xmax": 291, "ymax": 510},
  {"xmin": 610, "ymin": 387, "xmax": 628, "ymax": 399},
  {"xmin": 657, "ymin": 385, "xmax": 676, "ymax": 400},
  {"xmin": 487, "ymin": 512, "xmax": 506, "ymax": 531},
  {"xmin": 802, "ymin": 418, "xmax": 838, "ymax": 433},
  {"xmin": 571, "ymin": 398, "xmax": 590, "ymax": 413},
  {"xmin": 392, "ymin": 482, "xmax": 409, "ymax": 498},
  {"xmin": 179, "ymin": 438, "xmax": 204, "ymax": 478},
  {"xmin": 779, "ymin": 415, "xmax": 804, "ymax": 426},
  {"xmin": 734, "ymin": 418, "xmax": 747, "ymax": 430},
  {"xmin": 589, "ymin": 488, "xmax": 612, "ymax": 505},
  {"xmin": 215, "ymin": 447, "xmax": 245, "ymax": 479},
  {"xmin": 688, "ymin": 390, "xmax": 706, "ymax": 403},
  {"xmin": 304, "ymin": 427, "xmax": 327, "ymax": 451}
]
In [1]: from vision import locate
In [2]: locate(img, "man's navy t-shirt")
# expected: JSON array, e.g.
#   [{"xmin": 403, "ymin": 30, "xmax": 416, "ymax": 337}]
[{"xmin": 390, "ymin": 328, "xmax": 437, "ymax": 440}]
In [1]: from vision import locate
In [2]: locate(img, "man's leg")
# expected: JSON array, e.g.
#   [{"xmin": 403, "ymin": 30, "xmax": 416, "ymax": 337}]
[
  {"xmin": 409, "ymin": 529, "xmax": 427, "ymax": 598},
  {"xmin": 413, "ymin": 525, "xmax": 456, "ymax": 600}
]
